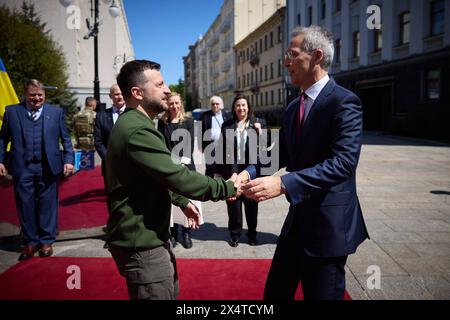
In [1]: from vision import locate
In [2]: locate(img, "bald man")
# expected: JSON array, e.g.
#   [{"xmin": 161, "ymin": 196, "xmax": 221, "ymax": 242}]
[{"xmin": 94, "ymin": 84, "xmax": 126, "ymax": 191}]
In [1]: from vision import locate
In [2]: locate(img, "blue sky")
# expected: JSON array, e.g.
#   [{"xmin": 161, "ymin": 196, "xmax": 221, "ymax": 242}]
[{"xmin": 123, "ymin": 0, "xmax": 224, "ymax": 86}]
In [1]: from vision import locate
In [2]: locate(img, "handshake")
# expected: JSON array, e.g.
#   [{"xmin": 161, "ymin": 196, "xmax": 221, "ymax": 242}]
[{"xmin": 225, "ymin": 171, "xmax": 285, "ymax": 203}]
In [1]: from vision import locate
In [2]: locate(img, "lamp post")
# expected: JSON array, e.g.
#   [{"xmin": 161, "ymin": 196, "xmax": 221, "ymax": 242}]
[{"xmin": 83, "ymin": 0, "xmax": 120, "ymax": 103}]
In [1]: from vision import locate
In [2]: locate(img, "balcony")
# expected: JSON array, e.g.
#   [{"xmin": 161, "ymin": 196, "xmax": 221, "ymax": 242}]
[
  {"xmin": 249, "ymin": 54, "xmax": 259, "ymax": 67},
  {"xmin": 250, "ymin": 82, "xmax": 260, "ymax": 94},
  {"xmin": 219, "ymin": 19, "xmax": 231, "ymax": 34},
  {"xmin": 211, "ymin": 52, "xmax": 220, "ymax": 62},
  {"xmin": 221, "ymin": 62, "xmax": 231, "ymax": 73},
  {"xmin": 221, "ymin": 42, "xmax": 231, "ymax": 53},
  {"xmin": 207, "ymin": 34, "xmax": 220, "ymax": 47}
]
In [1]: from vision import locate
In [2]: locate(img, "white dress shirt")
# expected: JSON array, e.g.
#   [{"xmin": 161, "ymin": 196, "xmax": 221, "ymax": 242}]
[
  {"xmin": 303, "ymin": 74, "xmax": 330, "ymax": 120},
  {"xmin": 112, "ymin": 105, "xmax": 126, "ymax": 124}
]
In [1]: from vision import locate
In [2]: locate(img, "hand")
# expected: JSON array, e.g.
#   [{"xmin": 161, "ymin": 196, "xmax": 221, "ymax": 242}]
[
  {"xmin": 227, "ymin": 171, "xmax": 249, "ymax": 201},
  {"xmin": 0, "ymin": 163, "xmax": 7, "ymax": 177},
  {"xmin": 63, "ymin": 164, "xmax": 74, "ymax": 177},
  {"xmin": 182, "ymin": 202, "xmax": 201, "ymax": 229},
  {"xmin": 253, "ymin": 122, "xmax": 262, "ymax": 135},
  {"xmin": 242, "ymin": 176, "xmax": 283, "ymax": 202}
]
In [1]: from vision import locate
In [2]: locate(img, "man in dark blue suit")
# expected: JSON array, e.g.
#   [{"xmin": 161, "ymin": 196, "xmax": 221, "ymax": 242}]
[
  {"xmin": 0, "ymin": 79, "xmax": 74, "ymax": 261},
  {"xmin": 94, "ymin": 83, "xmax": 125, "ymax": 191},
  {"xmin": 239, "ymin": 26, "xmax": 369, "ymax": 300}
]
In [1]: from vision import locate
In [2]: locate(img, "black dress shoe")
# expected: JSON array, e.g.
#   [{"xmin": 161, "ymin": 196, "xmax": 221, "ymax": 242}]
[
  {"xmin": 182, "ymin": 231, "xmax": 193, "ymax": 249},
  {"xmin": 18, "ymin": 245, "xmax": 38, "ymax": 261},
  {"xmin": 228, "ymin": 237, "xmax": 239, "ymax": 248},
  {"xmin": 248, "ymin": 237, "xmax": 258, "ymax": 246},
  {"xmin": 39, "ymin": 244, "xmax": 53, "ymax": 258}
]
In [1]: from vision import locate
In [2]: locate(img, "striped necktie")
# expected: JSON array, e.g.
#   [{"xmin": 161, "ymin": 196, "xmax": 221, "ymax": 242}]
[{"xmin": 30, "ymin": 109, "xmax": 38, "ymax": 121}]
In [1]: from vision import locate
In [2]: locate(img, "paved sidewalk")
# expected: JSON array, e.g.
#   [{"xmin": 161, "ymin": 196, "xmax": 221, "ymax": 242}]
[{"xmin": 0, "ymin": 131, "xmax": 449, "ymax": 300}]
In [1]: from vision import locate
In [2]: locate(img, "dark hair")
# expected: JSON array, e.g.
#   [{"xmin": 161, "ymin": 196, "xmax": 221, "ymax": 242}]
[
  {"xmin": 85, "ymin": 96, "xmax": 96, "ymax": 106},
  {"xmin": 231, "ymin": 95, "xmax": 253, "ymax": 121},
  {"xmin": 116, "ymin": 60, "xmax": 161, "ymax": 100}
]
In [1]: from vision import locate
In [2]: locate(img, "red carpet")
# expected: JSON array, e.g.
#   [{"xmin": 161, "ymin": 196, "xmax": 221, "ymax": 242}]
[
  {"xmin": 0, "ymin": 257, "xmax": 351, "ymax": 300},
  {"xmin": 0, "ymin": 166, "xmax": 108, "ymax": 230}
]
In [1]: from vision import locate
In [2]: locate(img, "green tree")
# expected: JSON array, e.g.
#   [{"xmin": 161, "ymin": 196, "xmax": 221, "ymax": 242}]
[{"xmin": 0, "ymin": 3, "xmax": 79, "ymax": 132}]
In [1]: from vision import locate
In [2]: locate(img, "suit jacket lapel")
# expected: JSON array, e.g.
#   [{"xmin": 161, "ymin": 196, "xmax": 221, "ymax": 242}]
[{"xmin": 16, "ymin": 103, "xmax": 26, "ymax": 140}]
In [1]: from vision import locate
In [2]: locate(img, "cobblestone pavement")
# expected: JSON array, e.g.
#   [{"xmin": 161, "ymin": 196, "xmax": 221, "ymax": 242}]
[{"xmin": 0, "ymin": 131, "xmax": 449, "ymax": 300}]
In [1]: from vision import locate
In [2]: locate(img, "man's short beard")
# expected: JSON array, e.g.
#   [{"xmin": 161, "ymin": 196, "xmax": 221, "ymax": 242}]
[{"xmin": 142, "ymin": 96, "xmax": 166, "ymax": 114}]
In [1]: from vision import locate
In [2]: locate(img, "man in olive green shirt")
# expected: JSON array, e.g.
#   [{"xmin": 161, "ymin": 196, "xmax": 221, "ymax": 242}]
[{"xmin": 106, "ymin": 60, "xmax": 237, "ymax": 300}]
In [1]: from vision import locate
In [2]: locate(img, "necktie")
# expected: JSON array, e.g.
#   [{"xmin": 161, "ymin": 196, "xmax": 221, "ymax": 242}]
[
  {"xmin": 30, "ymin": 109, "xmax": 38, "ymax": 121},
  {"xmin": 295, "ymin": 93, "xmax": 306, "ymax": 145}
]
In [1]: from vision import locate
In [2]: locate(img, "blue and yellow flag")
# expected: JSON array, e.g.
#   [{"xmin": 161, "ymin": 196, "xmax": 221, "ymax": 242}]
[{"xmin": 0, "ymin": 58, "xmax": 19, "ymax": 128}]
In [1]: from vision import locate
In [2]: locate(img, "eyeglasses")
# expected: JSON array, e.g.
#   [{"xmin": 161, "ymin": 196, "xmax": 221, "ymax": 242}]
[{"xmin": 284, "ymin": 50, "xmax": 299, "ymax": 60}]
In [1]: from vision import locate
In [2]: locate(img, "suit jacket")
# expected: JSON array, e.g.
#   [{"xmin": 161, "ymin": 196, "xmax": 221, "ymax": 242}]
[
  {"xmin": 200, "ymin": 109, "xmax": 231, "ymax": 152},
  {"xmin": 248, "ymin": 78, "xmax": 369, "ymax": 257},
  {"xmin": 217, "ymin": 117, "xmax": 266, "ymax": 180},
  {"xmin": 157, "ymin": 118, "xmax": 196, "ymax": 171},
  {"xmin": 0, "ymin": 103, "xmax": 74, "ymax": 176},
  {"xmin": 94, "ymin": 108, "xmax": 114, "ymax": 175}
]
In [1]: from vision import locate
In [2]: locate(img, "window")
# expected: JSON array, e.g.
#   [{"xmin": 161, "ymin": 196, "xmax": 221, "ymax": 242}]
[
  {"xmin": 308, "ymin": 6, "xmax": 313, "ymax": 25},
  {"xmin": 238, "ymin": 76, "xmax": 240, "ymax": 89},
  {"xmin": 265, "ymin": 35, "xmax": 268, "ymax": 51},
  {"xmin": 270, "ymin": 63, "xmax": 274, "ymax": 79},
  {"xmin": 335, "ymin": 0, "xmax": 342, "ymax": 12},
  {"xmin": 265, "ymin": 65, "xmax": 268, "ymax": 81},
  {"xmin": 246, "ymin": 48, "xmax": 249, "ymax": 61},
  {"xmin": 297, "ymin": 13, "xmax": 301, "ymax": 25},
  {"xmin": 352, "ymin": 31, "xmax": 360, "ymax": 58},
  {"xmin": 374, "ymin": 28, "xmax": 382, "ymax": 52},
  {"xmin": 255, "ymin": 41, "xmax": 258, "ymax": 54},
  {"xmin": 271, "ymin": 91, "xmax": 274, "ymax": 105},
  {"xmin": 251, "ymin": 71, "xmax": 254, "ymax": 84},
  {"xmin": 335, "ymin": 38, "xmax": 341, "ymax": 63},
  {"xmin": 321, "ymin": 0, "xmax": 326, "ymax": 19},
  {"xmin": 425, "ymin": 69, "xmax": 440, "ymax": 100},
  {"xmin": 278, "ymin": 88, "xmax": 283, "ymax": 104},
  {"xmin": 270, "ymin": 32, "xmax": 274, "ymax": 47},
  {"xmin": 265, "ymin": 92, "xmax": 268, "ymax": 105},
  {"xmin": 399, "ymin": 12, "xmax": 411, "ymax": 45},
  {"xmin": 259, "ymin": 39, "xmax": 263, "ymax": 52},
  {"xmin": 278, "ymin": 26, "xmax": 282, "ymax": 43},
  {"xmin": 278, "ymin": 59, "xmax": 282, "ymax": 77},
  {"xmin": 430, "ymin": 0, "xmax": 444, "ymax": 36}
]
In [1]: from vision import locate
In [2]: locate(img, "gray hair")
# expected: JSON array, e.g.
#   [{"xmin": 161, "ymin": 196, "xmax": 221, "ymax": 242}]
[
  {"xmin": 210, "ymin": 95, "xmax": 224, "ymax": 110},
  {"xmin": 291, "ymin": 25, "xmax": 334, "ymax": 70}
]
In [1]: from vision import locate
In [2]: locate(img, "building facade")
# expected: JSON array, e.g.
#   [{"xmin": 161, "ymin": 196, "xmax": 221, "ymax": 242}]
[
  {"xmin": 235, "ymin": 7, "xmax": 286, "ymax": 125},
  {"xmin": 2, "ymin": 0, "xmax": 134, "ymax": 110},
  {"xmin": 185, "ymin": 0, "xmax": 286, "ymax": 111},
  {"xmin": 286, "ymin": 0, "xmax": 450, "ymax": 139}
]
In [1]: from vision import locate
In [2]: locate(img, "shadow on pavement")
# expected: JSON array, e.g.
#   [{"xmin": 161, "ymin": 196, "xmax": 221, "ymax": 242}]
[{"xmin": 190, "ymin": 222, "xmax": 278, "ymax": 245}]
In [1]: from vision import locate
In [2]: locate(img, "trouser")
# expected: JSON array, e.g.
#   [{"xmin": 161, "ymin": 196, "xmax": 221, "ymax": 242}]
[
  {"xmin": 13, "ymin": 160, "xmax": 58, "ymax": 246},
  {"xmin": 226, "ymin": 195, "xmax": 258, "ymax": 239},
  {"xmin": 264, "ymin": 234, "xmax": 348, "ymax": 301},
  {"xmin": 109, "ymin": 242, "xmax": 179, "ymax": 300}
]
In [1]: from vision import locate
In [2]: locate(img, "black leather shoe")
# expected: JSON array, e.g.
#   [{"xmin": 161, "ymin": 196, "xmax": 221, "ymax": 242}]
[
  {"xmin": 248, "ymin": 237, "xmax": 258, "ymax": 246},
  {"xmin": 228, "ymin": 237, "xmax": 239, "ymax": 248},
  {"xmin": 18, "ymin": 245, "xmax": 39, "ymax": 261},
  {"xmin": 182, "ymin": 231, "xmax": 193, "ymax": 249}
]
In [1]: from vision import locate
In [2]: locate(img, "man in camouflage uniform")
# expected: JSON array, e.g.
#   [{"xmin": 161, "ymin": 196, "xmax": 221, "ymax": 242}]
[{"xmin": 73, "ymin": 97, "xmax": 97, "ymax": 150}]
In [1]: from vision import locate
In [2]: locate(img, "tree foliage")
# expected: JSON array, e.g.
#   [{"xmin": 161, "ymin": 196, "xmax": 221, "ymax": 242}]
[{"xmin": 0, "ymin": 3, "xmax": 79, "ymax": 131}]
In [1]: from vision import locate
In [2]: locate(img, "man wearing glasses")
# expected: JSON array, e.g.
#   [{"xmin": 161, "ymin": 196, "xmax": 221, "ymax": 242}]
[{"xmin": 237, "ymin": 25, "xmax": 369, "ymax": 300}]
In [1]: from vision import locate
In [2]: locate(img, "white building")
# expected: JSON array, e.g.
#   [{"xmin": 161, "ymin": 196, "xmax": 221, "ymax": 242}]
[
  {"xmin": 1, "ymin": 0, "xmax": 134, "ymax": 110},
  {"xmin": 186, "ymin": 0, "xmax": 286, "ymax": 110}
]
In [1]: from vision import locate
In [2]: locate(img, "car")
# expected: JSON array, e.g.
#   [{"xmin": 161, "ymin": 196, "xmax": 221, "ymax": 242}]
[{"xmin": 191, "ymin": 108, "xmax": 208, "ymax": 121}]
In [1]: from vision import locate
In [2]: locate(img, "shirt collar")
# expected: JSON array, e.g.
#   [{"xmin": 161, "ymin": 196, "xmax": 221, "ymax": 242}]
[
  {"xmin": 304, "ymin": 74, "xmax": 330, "ymax": 101},
  {"xmin": 113, "ymin": 105, "xmax": 125, "ymax": 114}
]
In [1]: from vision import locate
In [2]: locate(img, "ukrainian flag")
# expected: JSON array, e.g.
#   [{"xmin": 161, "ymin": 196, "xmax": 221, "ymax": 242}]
[{"xmin": 0, "ymin": 57, "xmax": 19, "ymax": 128}]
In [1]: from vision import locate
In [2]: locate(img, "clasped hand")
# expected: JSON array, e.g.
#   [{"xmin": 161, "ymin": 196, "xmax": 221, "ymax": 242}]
[{"xmin": 228, "ymin": 172, "xmax": 284, "ymax": 202}]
